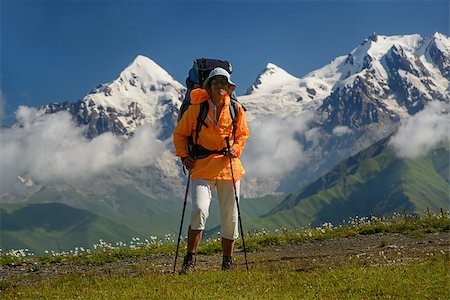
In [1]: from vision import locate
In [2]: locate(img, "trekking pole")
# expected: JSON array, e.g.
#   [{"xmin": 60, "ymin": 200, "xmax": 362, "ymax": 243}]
[
  {"xmin": 173, "ymin": 171, "xmax": 191, "ymax": 273},
  {"xmin": 225, "ymin": 137, "xmax": 249, "ymax": 271}
]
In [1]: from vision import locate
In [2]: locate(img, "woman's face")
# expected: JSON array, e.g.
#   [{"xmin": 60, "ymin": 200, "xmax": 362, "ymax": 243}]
[{"xmin": 209, "ymin": 75, "xmax": 234, "ymax": 97}]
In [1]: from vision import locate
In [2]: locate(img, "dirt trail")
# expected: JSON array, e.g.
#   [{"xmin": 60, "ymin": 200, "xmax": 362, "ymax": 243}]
[{"xmin": 1, "ymin": 232, "xmax": 449, "ymax": 286}]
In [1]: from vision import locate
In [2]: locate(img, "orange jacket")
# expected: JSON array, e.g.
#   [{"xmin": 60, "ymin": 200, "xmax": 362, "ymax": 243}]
[{"xmin": 173, "ymin": 88, "xmax": 250, "ymax": 181}]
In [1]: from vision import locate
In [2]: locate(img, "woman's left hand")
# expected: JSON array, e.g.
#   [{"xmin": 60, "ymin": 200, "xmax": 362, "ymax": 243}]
[{"xmin": 224, "ymin": 147, "xmax": 237, "ymax": 158}]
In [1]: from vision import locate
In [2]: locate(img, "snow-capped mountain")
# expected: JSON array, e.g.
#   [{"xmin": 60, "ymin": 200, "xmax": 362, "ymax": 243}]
[
  {"xmin": 239, "ymin": 32, "xmax": 449, "ymax": 195},
  {"xmin": 321, "ymin": 33, "xmax": 449, "ymax": 130},
  {"xmin": 45, "ymin": 55, "xmax": 185, "ymax": 140},
  {"xmin": 241, "ymin": 33, "xmax": 449, "ymax": 121},
  {"xmin": 246, "ymin": 63, "xmax": 300, "ymax": 95},
  {"xmin": 44, "ymin": 33, "xmax": 449, "ymax": 144},
  {"xmin": 13, "ymin": 32, "xmax": 450, "ymax": 199}
]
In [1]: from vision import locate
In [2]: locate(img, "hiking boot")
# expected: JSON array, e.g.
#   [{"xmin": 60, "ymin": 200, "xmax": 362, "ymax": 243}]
[
  {"xmin": 222, "ymin": 256, "xmax": 234, "ymax": 271},
  {"xmin": 179, "ymin": 253, "xmax": 196, "ymax": 275}
]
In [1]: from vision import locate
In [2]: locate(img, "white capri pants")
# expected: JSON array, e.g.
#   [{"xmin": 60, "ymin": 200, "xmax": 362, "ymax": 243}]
[{"xmin": 190, "ymin": 179, "xmax": 240, "ymax": 240}]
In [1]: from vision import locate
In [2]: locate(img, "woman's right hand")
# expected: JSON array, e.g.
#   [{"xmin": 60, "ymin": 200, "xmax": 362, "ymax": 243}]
[{"xmin": 181, "ymin": 156, "xmax": 195, "ymax": 170}]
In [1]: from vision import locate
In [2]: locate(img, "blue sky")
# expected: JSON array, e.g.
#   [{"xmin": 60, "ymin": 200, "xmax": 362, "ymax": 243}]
[{"xmin": 1, "ymin": 0, "xmax": 448, "ymax": 125}]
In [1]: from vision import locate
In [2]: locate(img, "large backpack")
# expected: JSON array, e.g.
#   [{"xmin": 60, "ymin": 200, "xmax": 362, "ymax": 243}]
[{"xmin": 178, "ymin": 58, "xmax": 245, "ymax": 159}]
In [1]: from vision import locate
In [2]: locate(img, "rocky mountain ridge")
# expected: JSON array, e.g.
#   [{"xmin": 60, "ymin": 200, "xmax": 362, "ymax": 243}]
[
  {"xmin": 239, "ymin": 32, "xmax": 449, "ymax": 195},
  {"xmin": 7, "ymin": 32, "xmax": 450, "ymax": 199},
  {"xmin": 44, "ymin": 55, "xmax": 185, "ymax": 140}
]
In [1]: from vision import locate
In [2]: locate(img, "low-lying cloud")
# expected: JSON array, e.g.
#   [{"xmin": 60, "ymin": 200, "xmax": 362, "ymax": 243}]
[
  {"xmin": 0, "ymin": 107, "xmax": 164, "ymax": 191},
  {"xmin": 242, "ymin": 111, "xmax": 318, "ymax": 178},
  {"xmin": 389, "ymin": 101, "xmax": 450, "ymax": 158},
  {"xmin": 332, "ymin": 125, "xmax": 352, "ymax": 136}
]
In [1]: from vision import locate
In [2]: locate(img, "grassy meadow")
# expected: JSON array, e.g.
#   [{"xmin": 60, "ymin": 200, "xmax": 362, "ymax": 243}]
[
  {"xmin": 1, "ymin": 213, "xmax": 449, "ymax": 299},
  {"xmin": 3, "ymin": 254, "xmax": 448, "ymax": 299}
]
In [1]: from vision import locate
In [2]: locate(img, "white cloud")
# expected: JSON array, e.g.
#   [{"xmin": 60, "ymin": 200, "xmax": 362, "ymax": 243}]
[
  {"xmin": 389, "ymin": 101, "xmax": 450, "ymax": 158},
  {"xmin": 332, "ymin": 125, "xmax": 352, "ymax": 136},
  {"xmin": 242, "ymin": 111, "xmax": 318, "ymax": 178},
  {"xmin": 0, "ymin": 107, "xmax": 164, "ymax": 191}
]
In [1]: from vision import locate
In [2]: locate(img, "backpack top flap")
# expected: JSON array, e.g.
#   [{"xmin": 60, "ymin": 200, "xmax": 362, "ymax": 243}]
[
  {"xmin": 194, "ymin": 58, "xmax": 232, "ymax": 86},
  {"xmin": 180, "ymin": 58, "xmax": 233, "ymax": 122}
]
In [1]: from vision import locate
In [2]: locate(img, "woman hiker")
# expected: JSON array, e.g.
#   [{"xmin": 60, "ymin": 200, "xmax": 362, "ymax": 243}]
[{"xmin": 173, "ymin": 67, "xmax": 250, "ymax": 273}]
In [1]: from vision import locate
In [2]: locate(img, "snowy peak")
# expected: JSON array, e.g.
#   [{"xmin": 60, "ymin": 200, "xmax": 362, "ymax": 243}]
[
  {"xmin": 82, "ymin": 55, "xmax": 185, "ymax": 138},
  {"xmin": 384, "ymin": 44, "xmax": 418, "ymax": 76},
  {"xmin": 367, "ymin": 34, "xmax": 422, "ymax": 60},
  {"xmin": 246, "ymin": 63, "xmax": 299, "ymax": 94},
  {"xmin": 43, "ymin": 33, "xmax": 449, "ymax": 141},
  {"xmin": 321, "ymin": 32, "xmax": 450, "ymax": 132},
  {"xmin": 332, "ymin": 32, "xmax": 450, "ymax": 95},
  {"xmin": 45, "ymin": 55, "xmax": 186, "ymax": 139},
  {"xmin": 426, "ymin": 33, "xmax": 450, "ymax": 79},
  {"xmin": 432, "ymin": 32, "xmax": 450, "ymax": 51},
  {"xmin": 88, "ymin": 55, "xmax": 184, "ymax": 113},
  {"xmin": 120, "ymin": 55, "xmax": 180, "ymax": 88},
  {"xmin": 338, "ymin": 34, "xmax": 424, "ymax": 80},
  {"xmin": 343, "ymin": 34, "xmax": 424, "ymax": 62},
  {"xmin": 241, "ymin": 33, "xmax": 449, "ymax": 121}
]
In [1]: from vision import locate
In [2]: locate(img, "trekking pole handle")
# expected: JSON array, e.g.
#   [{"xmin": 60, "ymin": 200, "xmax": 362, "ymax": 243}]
[
  {"xmin": 225, "ymin": 137, "xmax": 236, "ymax": 186},
  {"xmin": 225, "ymin": 137, "xmax": 234, "ymax": 159},
  {"xmin": 225, "ymin": 136, "xmax": 231, "ymax": 150}
]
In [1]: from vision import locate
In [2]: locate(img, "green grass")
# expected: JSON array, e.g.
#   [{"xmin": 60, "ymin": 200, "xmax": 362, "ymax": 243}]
[
  {"xmin": 1, "ymin": 215, "xmax": 449, "ymax": 299},
  {"xmin": 242, "ymin": 213, "xmax": 450, "ymax": 250},
  {"xmin": 2, "ymin": 214, "xmax": 448, "ymax": 266},
  {"xmin": 2, "ymin": 254, "xmax": 448, "ymax": 299}
]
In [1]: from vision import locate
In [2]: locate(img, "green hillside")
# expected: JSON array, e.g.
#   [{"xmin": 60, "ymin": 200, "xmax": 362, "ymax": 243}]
[
  {"xmin": 25, "ymin": 184, "xmax": 186, "ymax": 234},
  {"xmin": 0, "ymin": 183, "xmax": 188, "ymax": 254},
  {"xmin": 256, "ymin": 138, "xmax": 449, "ymax": 229},
  {"xmin": 0, "ymin": 186, "xmax": 283, "ymax": 254},
  {"xmin": 0, "ymin": 203, "xmax": 140, "ymax": 254},
  {"xmin": 27, "ymin": 184, "xmax": 180, "ymax": 218}
]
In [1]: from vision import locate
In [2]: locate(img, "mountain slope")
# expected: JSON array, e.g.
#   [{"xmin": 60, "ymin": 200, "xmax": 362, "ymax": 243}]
[
  {"xmin": 44, "ymin": 55, "xmax": 185, "ymax": 139},
  {"xmin": 239, "ymin": 32, "xmax": 449, "ymax": 195},
  {"xmin": 254, "ymin": 138, "xmax": 449, "ymax": 229},
  {"xmin": 0, "ymin": 203, "xmax": 140, "ymax": 254},
  {"xmin": 241, "ymin": 33, "xmax": 449, "ymax": 119},
  {"xmin": 0, "ymin": 193, "xmax": 284, "ymax": 254}
]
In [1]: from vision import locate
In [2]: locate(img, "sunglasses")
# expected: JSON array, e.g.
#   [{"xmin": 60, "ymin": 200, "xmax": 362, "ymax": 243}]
[{"xmin": 210, "ymin": 78, "xmax": 229, "ymax": 85}]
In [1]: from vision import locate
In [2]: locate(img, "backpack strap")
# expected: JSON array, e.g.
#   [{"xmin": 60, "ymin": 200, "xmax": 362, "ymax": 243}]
[
  {"xmin": 229, "ymin": 99, "xmax": 238, "ymax": 140},
  {"xmin": 195, "ymin": 101, "xmax": 209, "ymax": 144},
  {"xmin": 188, "ymin": 101, "xmax": 227, "ymax": 160},
  {"xmin": 193, "ymin": 97, "xmax": 246, "ymax": 153},
  {"xmin": 229, "ymin": 92, "xmax": 247, "ymax": 144}
]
